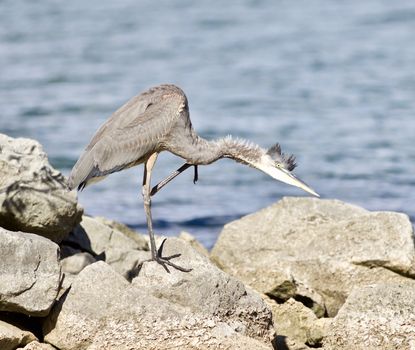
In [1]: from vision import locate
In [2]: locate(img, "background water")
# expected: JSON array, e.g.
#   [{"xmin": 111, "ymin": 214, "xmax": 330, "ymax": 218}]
[{"xmin": 1, "ymin": 0, "xmax": 414, "ymax": 248}]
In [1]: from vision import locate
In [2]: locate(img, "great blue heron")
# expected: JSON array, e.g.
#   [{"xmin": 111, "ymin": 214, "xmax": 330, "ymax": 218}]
[{"xmin": 68, "ymin": 84, "xmax": 318, "ymax": 272}]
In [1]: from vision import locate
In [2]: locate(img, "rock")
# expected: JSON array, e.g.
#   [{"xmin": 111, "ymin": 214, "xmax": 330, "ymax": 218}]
[
  {"xmin": 234, "ymin": 266, "xmax": 326, "ymax": 318},
  {"xmin": 264, "ymin": 297, "xmax": 317, "ymax": 345},
  {"xmin": 135, "ymin": 238, "xmax": 272, "ymax": 340},
  {"xmin": 0, "ymin": 133, "xmax": 83, "ymax": 242},
  {"xmin": 273, "ymin": 336, "xmax": 311, "ymax": 350},
  {"xmin": 0, "ymin": 228, "xmax": 61, "ymax": 316},
  {"xmin": 64, "ymin": 215, "xmax": 150, "ymax": 279},
  {"xmin": 0, "ymin": 320, "xmax": 37, "ymax": 350},
  {"xmin": 64, "ymin": 215, "xmax": 147, "ymax": 255},
  {"xmin": 178, "ymin": 231, "xmax": 209, "ymax": 257},
  {"xmin": 211, "ymin": 197, "xmax": 415, "ymax": 316},
  {"xmin": 306, "ymin": 318, "xmax": 332, "ymax": 347},
  {"xmin": 44, "ymin": 240, "xmax": 274, "ymax": 350},
  {"xmin": 60, "ymin": 252, "xmax": 96, "ymax": 275},
  {"xmin": 94, "ymin": 216, "xmax": 148, "ymax": 250},
  {"xmin": 323, "ymin": 282, "xmax": 415, "ymax": 350},
  {"xmin": 104, "ymin": 248, "xmax": 149, "ymax": 280},
  {"xmin": 17, "ymin": 341, "xmax": 56, "ymax": 350}
]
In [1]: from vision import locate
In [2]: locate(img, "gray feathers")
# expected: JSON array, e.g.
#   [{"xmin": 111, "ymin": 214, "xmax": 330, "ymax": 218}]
[
  {"xmin": 68, "ymin": 84, "xmax": 188, "ymax": 190},
  {"xmin": 267, "ymin": 143, "xmax": 297, "ymax": 171},
  {"xmin": 68, "ymin": 83, "xmax": 299, "ymax": 192}
]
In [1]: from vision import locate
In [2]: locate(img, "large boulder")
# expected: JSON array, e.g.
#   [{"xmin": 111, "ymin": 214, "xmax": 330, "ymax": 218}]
[
  {"xmin": 135, "ymin": 237, "xmax": 272, "ymax": 340},
  {"xmin": 44, "ymin": 239, "xmax": 274, "ymax": 350},
  {"xmin": 323, "ymin": 282, "xmax": 415, "ymax": 349},
  {"xmin": 0, "ymin": 228, "xmax": 61, "ymax": 316},
  {"xmin": 211, "ymin": 198, "xmax": 415, "ymax": 316},
  {"xmin": 0, "ymin": 134, "xmax": 82, "ymax": 242}
]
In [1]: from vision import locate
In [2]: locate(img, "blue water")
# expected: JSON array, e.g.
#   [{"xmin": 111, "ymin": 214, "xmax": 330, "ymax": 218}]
[{"xmin": 1, "ymin": 0, "xmax": 415, "ymax": 248}]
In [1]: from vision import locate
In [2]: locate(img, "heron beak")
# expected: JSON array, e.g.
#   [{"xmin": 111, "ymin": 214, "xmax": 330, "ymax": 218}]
[
  {"xmin": 255, "ymin": 158, "xmax": 319, "ymax": 197},
  {"xmin": 273, "ymin": 168, "xmax": 320, "ymax": 197}
]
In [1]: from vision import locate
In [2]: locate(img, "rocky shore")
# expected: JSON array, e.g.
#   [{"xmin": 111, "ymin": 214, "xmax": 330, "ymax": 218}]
[{"xmin": 0, "ymin": 132, "xmax": 414, "ymax": 350}]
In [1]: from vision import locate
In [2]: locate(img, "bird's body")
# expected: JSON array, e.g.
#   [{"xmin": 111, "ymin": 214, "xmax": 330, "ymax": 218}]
[
  {"xmin": 69, "ymin": 84, "xmax": 318, "ymax": 272},
  {"xmin": 69, "ymin": 85, "xmax": 190, "ymax": 190}
]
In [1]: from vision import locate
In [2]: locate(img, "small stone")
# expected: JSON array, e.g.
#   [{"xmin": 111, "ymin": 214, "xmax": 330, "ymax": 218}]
[
  {"xmin": 306, "ymin": 318, "xmax": 332, "ymax": 347},
  {"xmin": 0, "ymin": 320, "xmax": 37, "ymax": 350},
  {"xmin": 264, "ymin": 296, "xmax": 317, "ymax": 345}
]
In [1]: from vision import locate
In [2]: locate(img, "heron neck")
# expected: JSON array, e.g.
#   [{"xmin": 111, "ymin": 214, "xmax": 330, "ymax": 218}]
[
  {"xmin": 218, "ymin": 136, "xmax": 264, "ymax": 165},
  {"xmin": 167, "ymin": 133, "xmax": 263, "ymax": 166},
  {"xmin": 166, "ymin": 133, "xmax": 223, "ymax": 165}
]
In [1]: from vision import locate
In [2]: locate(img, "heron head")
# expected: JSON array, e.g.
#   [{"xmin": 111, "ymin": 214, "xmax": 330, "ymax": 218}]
[{"xmin": 253, "ymin": 143, "xmax": 319, "ymax": 197}]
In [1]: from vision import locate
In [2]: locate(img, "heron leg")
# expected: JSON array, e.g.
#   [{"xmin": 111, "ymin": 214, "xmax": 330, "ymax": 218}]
[
  {"xmin": 137, "ymin": 153, "xmax": 192, "ymax": 274},
  {"xmin": 150, "ymin": 163, "xmax": 198, "ymax": 197}
]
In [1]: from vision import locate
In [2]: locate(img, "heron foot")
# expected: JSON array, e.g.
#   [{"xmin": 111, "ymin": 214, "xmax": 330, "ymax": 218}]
[{"xmin": 135, "ymin": 238, "xmax": 192, "ymax": 275}]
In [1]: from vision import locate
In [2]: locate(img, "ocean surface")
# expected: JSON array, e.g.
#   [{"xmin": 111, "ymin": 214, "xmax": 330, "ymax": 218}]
[{"xmin": 1, "ymin": 0, "xmax": 414, "ymax": 248}]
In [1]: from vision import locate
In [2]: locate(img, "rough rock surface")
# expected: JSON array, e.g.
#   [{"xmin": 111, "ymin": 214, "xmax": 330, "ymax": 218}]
[
  {"xmin": 0, "ymin": 133, "xmax": 83, "ymax": 242},
  {"xmin": 323, "ymin": 282, "xmax": 415, "ymax": 350},
  {"xmin": 211, "ymin": 197, "xmax": 415, "ymax": 316},
  {"xmin": 264, "ymin": 297, "xmax": 317, "ymax": 345},
  {"xmin": 93, "ymin": 216, "xmax": 148, "ymax": 250},
  {"xmin": 44, "ymin": 239, "xmax": 274, "ymax": 350},
  {"xmin": 135, "ymin": 237, "xmax": 272, "ymax": 339},
  {"xmin": 18, "ymin": 341, "xmax": 56, "ymax": 350},
  {"xmin": 178, "ymin": 231, "xmax": 210, "ymax": 257},
  {"xmin": 59, "ymin": 252, "xmax": 97, "ymax": 295},
  {"xmin": 64, "ymin": 215, "xmax": 147, "ymax": 255},
  {"xmin": 306, "ymin": 318, "xmax": 332, "ymax": 347},
  {"xmin": 63, "ymin": 215, "xmax": 150, "ymax": 279},
  {"xmin": 60, "ymin": 252, "xmax": 96, "ymax": 275},
  {"xmin": 0, "ymin": 320, "xmax": 37, "ymax": 350},
  {"xmin": 0, "ymin": 228, "xmax": 61, "ymax": 316}
]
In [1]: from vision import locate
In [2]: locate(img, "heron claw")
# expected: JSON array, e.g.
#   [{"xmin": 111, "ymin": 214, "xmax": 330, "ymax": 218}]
[{"xmin": 134, "ymin": 238, "xmax": 192, "ymax": 276}]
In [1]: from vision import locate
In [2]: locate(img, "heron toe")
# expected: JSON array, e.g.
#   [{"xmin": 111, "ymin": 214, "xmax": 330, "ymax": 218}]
[{"xmin": 134, "ymin": 238, "xmax": 192, "ymax": 275}]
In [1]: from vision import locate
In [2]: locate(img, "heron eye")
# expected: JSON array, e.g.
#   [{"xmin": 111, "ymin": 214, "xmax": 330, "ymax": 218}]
[{"xmin": 275, "ymin": 163, "xmax": 282, "ymax": 168}]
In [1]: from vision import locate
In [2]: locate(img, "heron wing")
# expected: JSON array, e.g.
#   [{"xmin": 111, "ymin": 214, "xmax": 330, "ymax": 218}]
[{"xmin": 68, "ymin": 85, "xmax": 187, "ymax": 190}]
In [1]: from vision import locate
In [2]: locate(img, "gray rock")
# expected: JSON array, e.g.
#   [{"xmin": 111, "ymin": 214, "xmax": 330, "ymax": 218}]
[
  {"xmin": 44, "ymin": 240, "xmax": 274, "ymax": 350},
  {"xmin": 211, "ymin": 197, "xmax": 415, "ymax": 316},
  {"xmin": 104, "ymin": 247, "xmax": 149, "ymax": 280},
  {"xmin": 274, "ymin": 336, "xmax": 311, "ymax": 350},
  {"xmin": 64, "ymin": 215, "xmax": 150, "ymax": 279},
  {"xmin": 65, "ymin": 215, "xmax": 146, "ymax": 255},
  {"xmin": 0, "ymin": 228, "xmax": 61, "ymax": 316},
  {"xmin": 94, "ymin": 216, "xmax": 148, "ymax": 250},
  {"xmin": 135, "ymin": 237, "xmax": 272, "ymax": 340},
  {"xmin": 0, "ymin": 133, "xmax": 83, "ymax": 242},
  {"xmin": 0, "ymin": 320, "xmax": 37, "ymax": 350},
  {"xmin": 60, "ymin": 252, "xmax": 96, "ymax": 275},
  {"xmin": 59, "ymin": 252, "xmax": 96, "ymax": 298},
  {"xmin": 264, "ymin": 297, "xmax": 317, "ymax": 345},
  {"xmin": 323, "ymin": 282, "xmax": 415, "ymax": 350},
  {"xmin": 178, "ymin": 231, "xmax": 209, "ymax": 257},
  {"xmin": 306, "ymin": 318, "xmax": 332, "ymax": 347},
  {"xmin": 17, "ymin": 341, "xmax": 56, "ymax": 350}
]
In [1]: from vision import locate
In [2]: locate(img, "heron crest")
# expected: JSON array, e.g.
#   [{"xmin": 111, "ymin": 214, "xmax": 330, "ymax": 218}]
[{"xmin": 266, "ymin": 143, "xmax": 297, "ymax": 171}]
